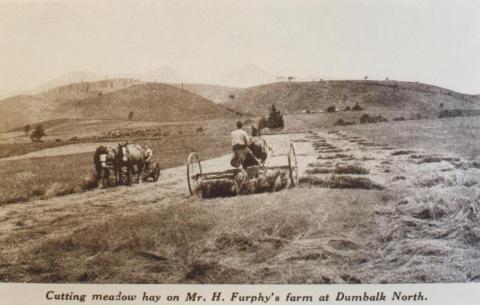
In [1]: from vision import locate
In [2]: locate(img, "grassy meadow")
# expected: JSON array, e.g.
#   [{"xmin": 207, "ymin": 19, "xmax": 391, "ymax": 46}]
[{"xmin": 0, "ymin": 132, "xmax": 232, "ymax": 205}]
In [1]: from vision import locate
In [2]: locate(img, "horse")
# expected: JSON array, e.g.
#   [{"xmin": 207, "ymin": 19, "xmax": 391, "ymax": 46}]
[
  {"xmin": 93, "ymin": 144, "xmax": 119, "ymax": 188},
  {"xmin": 243, "ymin": 136, "xmax": 272, "ymax": 168},
  {"xmin": 235, "ymin": 125, "xmax": 271, "ymax": 168},
  {"xmin": 117, "ymin": 143, "xmax": 151, "ymax": 185}
]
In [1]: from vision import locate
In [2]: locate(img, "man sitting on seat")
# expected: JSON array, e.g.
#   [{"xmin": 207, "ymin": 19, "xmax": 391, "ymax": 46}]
[{"xmin": 230, "ymin": 121, "xmax": 251, "ymax": 169}]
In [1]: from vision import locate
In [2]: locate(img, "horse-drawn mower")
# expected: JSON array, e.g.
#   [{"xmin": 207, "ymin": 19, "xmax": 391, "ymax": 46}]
[
  {"xmin": 117, "ymin": 162, "xmax": 161, "ymax": 185},
  {"xmin": 187, "ymin": 143, "xmax": 298, "ymax": 198}
]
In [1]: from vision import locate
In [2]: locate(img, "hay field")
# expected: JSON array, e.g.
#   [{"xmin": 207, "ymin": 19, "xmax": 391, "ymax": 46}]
[
  {"xmin": 0, "ymin": 132, "xmax": 231, "ymax": 205},
  {"xmin": 338, "ymin": 116, "xmax": 480, "ymax": 160},
  {"xmin": 1, "ymin": 118, "xmax": 480, "ymax": 283}
]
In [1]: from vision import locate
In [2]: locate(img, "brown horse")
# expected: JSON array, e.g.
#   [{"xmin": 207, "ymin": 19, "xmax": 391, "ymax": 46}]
[
  {"xmin": 117, "ymin": 143, "xmax": 151, "ymax": 184},
  {"xmin": 93, "ymin": 144, "xmax": 119, "ymax": 188},
  {"xmin": 243, "ymin": 136, "xmax": 272, "ymax": 168}
]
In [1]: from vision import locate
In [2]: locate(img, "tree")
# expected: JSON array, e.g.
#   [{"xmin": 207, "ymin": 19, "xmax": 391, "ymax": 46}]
[
  {"xmin": 30, "ymin": 125, "xmax": 46, "ymax": 142},
  {"xmin": 24, "ymin": 124, "xmax": 31, "ymax": 135},
  {"xmin": 352, "ymin": 102, "xmax": 363, "ymax": 111},
  {"xmin": 258, "ymin": 116, "xmax": 268, "ymax": 130},
  {"xmin": 326, "ymin": 106, "xmax": 336, "ymax": 113},
  {"xmin": 267, "ymin": 104, "xmax": 284, "ymax": 129},
  {"xmin": 128, "ymin": 111, "xmax": 134, "ymax": 120}
]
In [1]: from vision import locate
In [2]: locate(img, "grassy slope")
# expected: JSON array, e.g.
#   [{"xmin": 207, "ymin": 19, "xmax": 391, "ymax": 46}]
[
  {"xmin": 0, "ymin": 79, "xmax": 142, "ymax": 132},
  {"xmin": 225, "ymin": 80, "xmax": 480, "ymax": 116},
  {"xmin": 61, "ymin": 83, "xmax": 238, "ymax": 122},
  {"xmin": 0, "ymin": 80, "xmax": 238, "ymax": 132}
]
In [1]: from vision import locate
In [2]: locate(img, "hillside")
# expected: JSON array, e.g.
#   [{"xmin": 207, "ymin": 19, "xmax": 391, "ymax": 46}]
[
  {"xmin": 0, "ymin": 80, "xmax": 237, "ymax": 132},
  {"xmin": 179, "ymin": 83, "xmax": 243, "ymax": 104},
  {"xmin": 0, "ymin": 79, "xmax": 143, "ymax": 131},
  {"xmin": 225, "ymin": 80, "xmax": 480, "ymax": 116},
  {"xmin": 60, "ymin": 83, "xmax": 238, "ymax": 122}
]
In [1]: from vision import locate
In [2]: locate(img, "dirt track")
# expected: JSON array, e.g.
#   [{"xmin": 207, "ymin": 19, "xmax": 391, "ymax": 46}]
[{"xmin": 1, "ymin": 131, "xmax": 480, "ymax": 283}]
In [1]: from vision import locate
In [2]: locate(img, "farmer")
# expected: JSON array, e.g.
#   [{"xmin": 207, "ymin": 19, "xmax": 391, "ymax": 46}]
[
  {"xmin": 230, "ymin": 120, "xmax": 251, "ymax": 168},
  {"xmin": 143, "ymin": 144, "xmax": 153, "ymax": 171}
]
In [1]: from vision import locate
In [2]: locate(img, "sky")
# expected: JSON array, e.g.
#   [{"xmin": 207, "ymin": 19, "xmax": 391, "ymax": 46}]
[{"xmin": 0, "ymin": 0, "xmax": 479, "ymax": 95}]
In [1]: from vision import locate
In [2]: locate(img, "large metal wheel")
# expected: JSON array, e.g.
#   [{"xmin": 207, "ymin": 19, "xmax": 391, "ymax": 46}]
[
  {"xmin": 287, "ymin": 143, "xmax": 299, "ymax": 186},
  {"xmin": 187, "ymin": 152, "xmax": 203, "ymax": 195}
]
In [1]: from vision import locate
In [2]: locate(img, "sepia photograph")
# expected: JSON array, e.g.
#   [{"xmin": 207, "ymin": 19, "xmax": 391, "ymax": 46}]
[{"xmin": 0, "ymin": 0, "xmax": 479, "ymax": 290}]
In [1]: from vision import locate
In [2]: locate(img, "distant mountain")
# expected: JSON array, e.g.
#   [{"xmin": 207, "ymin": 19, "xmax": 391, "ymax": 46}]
[
  {"xmin": 0, "ymin": 79, "xmax": 237, "ymax": 132},
  {"xmin": 178, "ymin": 84, "xmax": 243, "ymax": 104},
  {"xmin": 141, "ymin": 65, "xmax": 191, "ymax": 83},
  {"xmin": 224, "ymin": 80, "xmax": 480, "ymax": 117},
  {"xmin": 222, "ymin": 64, "xmax": 276, "ymax": 87}
]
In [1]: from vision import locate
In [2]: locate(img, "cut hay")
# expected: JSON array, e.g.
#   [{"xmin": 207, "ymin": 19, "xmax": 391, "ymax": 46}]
[
  {"xmin": 306, "ymin": 164, "xmax": 368, "ymax": 175},
  {"xmin": 306, "ymin": 167, "xmax": 333, "ymax": 174},
  {"xmin": 318, "ymin": 148, "xmax": 343, "ymax": 153},
  {"xmin": 317, "ymin": 153, "xmax": 353, "ymax": 160},
  {"xmin": 411, "ymin": 154, "xmax": 461, "ymax": 164},
  {"xmin": 241, "ymin": 169, "xmax": 289, "ymax": 194},
  {"xmin": 196, "ymin": 178, "xmax": 239, "ymax": 198},
  {"xmin": 391, "ymin": 150, "xmax": 416, "ymax": 156},
  {"xmin": 334, "ymin": 164, "xmax": 369, "ymax": 175},
  {"xmin": 299, "ymin": 175, "xmax": 383, "ymax": 190}
]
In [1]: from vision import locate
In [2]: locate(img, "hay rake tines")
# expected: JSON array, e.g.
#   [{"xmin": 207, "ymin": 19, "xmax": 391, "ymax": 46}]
[{"xmin": 186, "ymin": 142, "xmax": 299, "ymax": 196}]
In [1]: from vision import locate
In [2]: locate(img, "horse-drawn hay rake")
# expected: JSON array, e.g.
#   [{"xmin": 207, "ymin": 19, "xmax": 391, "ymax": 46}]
[{"xmin": 187, "ymin": 143, "xmax": 298, "ymax": 198}]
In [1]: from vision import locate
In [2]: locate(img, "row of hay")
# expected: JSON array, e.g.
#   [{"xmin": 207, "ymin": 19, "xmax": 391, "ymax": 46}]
[
  {"xmin": 299, "ymin": 175, "xmax": 383, "ymax": 190},
  {"xmin": 306, "ymin": 163, "xmax": 369, "ymax": 175}
]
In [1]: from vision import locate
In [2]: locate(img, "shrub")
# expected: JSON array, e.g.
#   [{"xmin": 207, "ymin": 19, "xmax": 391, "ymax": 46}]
[
  {"xmin": 334, "ymin": 119, "xmax": 355, "ymax": 126},
  {"xmin": 326, "ymin": 106, "xmax": 336, "ymax": 113},
  {"xmin": 30, "ymin": 125, "xmax": 46, "ymax": 142},
  {"xmin": 352, "ymin": 102, "xmax": 363, "ymax": 111},
  {"xmin": 24, "ymin": 124, "xmax": 31, "ymax": 135},
  {"xmin": 360, "ymin": 114, "xmax": 370, "ymax": 124},
  {"xmin": 360, "ymin": 114, "xmax": 388, "ymax": 124},
  {"xmin": 344, "ymin": 106, "xmax": 351, "ymax": 111},
  {"xmin": 393, "ymin": 117, "xmax": 405, "ymax": 121}
]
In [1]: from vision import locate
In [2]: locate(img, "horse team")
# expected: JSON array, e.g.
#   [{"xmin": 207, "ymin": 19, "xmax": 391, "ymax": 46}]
[{"xmin": 93, "ymin": 143, "xmax": 159, "ymax": 188}]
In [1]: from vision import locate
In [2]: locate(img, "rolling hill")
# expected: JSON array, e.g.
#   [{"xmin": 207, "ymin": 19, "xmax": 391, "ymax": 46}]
[
  {"xmin": 224, "ymin": 80, "xmax": 480, "ymax": 117},
  {"xmin": 0, "ymin": 80, "xmax": 237, "ymax": 132},
  {"xmin": 60, "ymin": 83, "xmax": 238, "ymax": 122},
  {"xmin": 179, "ymin": 83, "xmax": 243, "ymax": 104}
]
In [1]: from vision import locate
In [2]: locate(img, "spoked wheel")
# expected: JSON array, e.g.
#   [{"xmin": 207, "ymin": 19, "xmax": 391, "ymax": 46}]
[
  {"xmin": 152, "ymin": 163, "xmax": 161, "ymax": 182},
  {"xmin": 287, "ymin": 143, "xmax": 299, "ymax": 186},
  {"xmin": 187, "ymin": 152, "xmax": 203, "ymax": 195}
]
